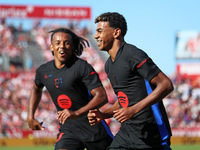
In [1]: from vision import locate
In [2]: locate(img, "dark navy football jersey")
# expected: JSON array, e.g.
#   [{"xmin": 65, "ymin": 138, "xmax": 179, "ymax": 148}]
[
  {"xmin": 105, "ymin": 42, "xmax": 172, "ymax": 149},
  {"xmin": 35, "ymin": 54, "xmax": 113, "ymax": 141},
  {"xmin": 35, "ymin": 55, "xmax": 102, "ymax": 111}
]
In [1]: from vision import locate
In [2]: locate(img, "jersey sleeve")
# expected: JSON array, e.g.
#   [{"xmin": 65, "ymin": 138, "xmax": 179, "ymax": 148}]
[
  {"xmin": 129, "ymin": 48, "xmax": 161, "ymax": 81},
  {"xmin": 35, "ymin": 67, "xmax": 44, "ymax": 88},
  {"xmin": 79, "ymin": 60, "xmax": 102, "ymax": 92}
]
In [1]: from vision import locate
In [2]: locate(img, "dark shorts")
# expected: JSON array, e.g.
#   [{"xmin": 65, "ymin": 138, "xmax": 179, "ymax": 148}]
[
  {"xmin": 54, "ymin": 131, "xmax": 113, "ymax": 150},
  {"xmin": 107, "ymin": 135, "xmax": 170, "ymax": 150},
  {"xmin": 107, "ymin": 122, "xmax": 171, "ymax": 150},
  {"xmin": 107, "ymin": 129, "xmax": 170, "ymax": 150},
  {"xmin": 108, "ymin": 135, "xmax": 164, "ymax": 150}
]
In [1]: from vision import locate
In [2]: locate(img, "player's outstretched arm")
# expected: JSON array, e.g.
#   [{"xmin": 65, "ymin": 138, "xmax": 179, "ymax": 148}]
[{"xmin": 27, "ymin": 83, "xmax": 45, "ymax": 130}]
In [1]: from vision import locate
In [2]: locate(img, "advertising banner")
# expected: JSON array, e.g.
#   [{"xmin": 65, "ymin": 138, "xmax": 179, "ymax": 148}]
[
  {"xmin": 175, "ymin": 31, "xmax": 200, "ymax": 59},
  {"xmin": 176, "ymin": 63, "xmax": 200, "ymax": 79},
  {"xmin": 0, "ymin": 5, "xmax": 91, "ymax": 19}
]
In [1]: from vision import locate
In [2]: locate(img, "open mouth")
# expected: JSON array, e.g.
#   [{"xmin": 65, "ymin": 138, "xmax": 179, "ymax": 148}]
[
  {"xmin": 59, "ymin": 50, "xmax": 65, "ymax": 56},
  {"xmin": 97, "ymin": 40, "xmax": 102, "ymax": 46}
]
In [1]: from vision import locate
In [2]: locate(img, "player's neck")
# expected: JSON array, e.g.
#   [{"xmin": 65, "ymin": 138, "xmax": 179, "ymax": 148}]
[
  {"xmin": 54, "ymin": 60, "xmax": 66, "ymax": 69},
  {"xmin": 108, "ymin": 40, "xmax": 122, "ymax": 62}
]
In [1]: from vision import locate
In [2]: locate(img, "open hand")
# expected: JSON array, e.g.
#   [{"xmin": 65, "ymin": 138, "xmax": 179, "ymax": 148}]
[
  {"xmin": 57, "ymin": 109, "xmax": 77, "ymax": 124},
  {"xmin": 113, "ymin": 107, "xmax": 134, "ymax": 123}
]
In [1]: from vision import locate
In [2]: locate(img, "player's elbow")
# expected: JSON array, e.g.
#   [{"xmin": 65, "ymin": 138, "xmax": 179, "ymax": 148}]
[
  {"xmin": 164, "ymin": 78, "xmax": 174, "ymax": 95},
  {"xmin": 99, "ymin": 93, "xmax": 108, "ymax": 105}
]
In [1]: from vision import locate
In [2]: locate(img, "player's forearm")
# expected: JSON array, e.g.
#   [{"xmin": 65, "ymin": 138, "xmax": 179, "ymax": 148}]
[
  {"xmin": 75, "ymin": 86, "xmax": 108, "ymax": 117},
  {"xmin": 101, "ymin": 100, "xmax": 120, "ymax": 119},
  {"xmin": 145, "ymin": 74, "xmax": 173, "ymax": 108},
  {"xmin": 75, "ymin": 95, "xmax": 107, "ymax": 118},
  {"xmin": 27, "ymin": 84, "xmax": 43, "ymax": 120},
  {"xmin": 130, "ymin": 75, "xmax": 174, "ymax": 115}
]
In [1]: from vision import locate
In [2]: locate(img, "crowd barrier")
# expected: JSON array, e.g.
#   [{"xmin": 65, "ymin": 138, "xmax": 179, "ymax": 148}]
[
  {"xmin": 0, "ymin": 138, "xmax": 56, "ymax": 147},
  {"xmin": 1, "ymin": 128, "xmax": 200, "ymax": 146},
  {"xmin": 1, "ymin": 137, "xmax": 200, "ymax": 147}
]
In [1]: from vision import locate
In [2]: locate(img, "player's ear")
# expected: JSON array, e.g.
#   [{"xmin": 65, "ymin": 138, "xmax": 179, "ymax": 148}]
[
  {"xmin": 114, "ymin": 28, "xmax": 121, "ymax": 39},
  {"xmin": 50, "ymin": 44, "xmax": 53, "ymax": 52}
]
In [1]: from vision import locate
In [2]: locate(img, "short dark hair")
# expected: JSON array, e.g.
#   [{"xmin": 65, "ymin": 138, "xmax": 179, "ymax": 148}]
[
  {"xmin": 48, "ymin": 28, "xmax": 89, "ymax": 56},
  {"xmin": 95, "ymin": 12, "xmax": 127, "ymax": 37}
]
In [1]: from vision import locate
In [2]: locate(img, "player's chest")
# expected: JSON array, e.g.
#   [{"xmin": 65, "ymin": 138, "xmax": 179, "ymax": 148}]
[
  {"xmin": 107, "ymin": 61, "xmax": 134, "ymax": 86},
  {"xmin": 41, "ymin": 69, "xmax": 78, "ymax": 90}
]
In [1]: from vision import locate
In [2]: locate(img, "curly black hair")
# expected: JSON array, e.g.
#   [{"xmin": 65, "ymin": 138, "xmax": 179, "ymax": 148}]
[
  {"xmin": 48, "ymin": 28, "xmax": 89, "ymax": 56},
  {"xmin": 94, "ymin": 12, "xmax": 127, "ymax": 37}
]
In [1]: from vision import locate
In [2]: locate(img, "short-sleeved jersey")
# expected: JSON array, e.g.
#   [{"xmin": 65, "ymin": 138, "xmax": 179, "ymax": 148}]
[
  {"xmin": 105, "ymin": 42, "xmax": 172, "ymax": 149},
  {"xmin": 35, "ymin": 54, "xmax": 113, "ymax": 141}
]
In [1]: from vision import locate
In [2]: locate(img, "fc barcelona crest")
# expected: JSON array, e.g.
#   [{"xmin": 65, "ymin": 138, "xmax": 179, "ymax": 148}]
[
  {"xmin": 55, "ymin": 78, "xmax": 63, "ymax": 88},
  {"xmin": 113, "ymin": 75, "xmax": 118, "ymax": 85}
]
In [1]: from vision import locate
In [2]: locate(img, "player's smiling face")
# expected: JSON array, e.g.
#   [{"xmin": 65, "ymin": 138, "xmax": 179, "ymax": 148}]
[
  {"xmin": 50, "ymin": 32, "xmax": 74, "ymax": 67},
  {"xmin": 94, "ymin": 21, "xmax": 115, "ymax": 51}
]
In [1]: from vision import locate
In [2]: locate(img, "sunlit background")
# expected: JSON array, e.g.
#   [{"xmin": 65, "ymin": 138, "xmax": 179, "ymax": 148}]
[{"xmin": 1, "ymin": 0, "xmax": 200, "ymax": 149}]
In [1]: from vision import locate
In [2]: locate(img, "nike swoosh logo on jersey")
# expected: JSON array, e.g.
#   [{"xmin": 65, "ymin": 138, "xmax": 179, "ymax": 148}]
[{"xmin": 44, "ymin": 74, "xmax": 52, "ymax": 79}]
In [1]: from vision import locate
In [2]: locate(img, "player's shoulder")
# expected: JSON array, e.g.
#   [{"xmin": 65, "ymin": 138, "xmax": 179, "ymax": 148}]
[
  {"xmin": 75, "ymin": 57, "xmax": 90, "ymax": 67},
  {"xmin": 124, "ymin": 42, "xmax": 141, "ymax": 53},
  {"xmin": 68, "ymin": 56, "xmax": 93, "ymax": 73},
  {"xmin": 37, "ymin": 60, "xmax": 54, "ymax": 72},
  {"xmin": 124, "ymin": 42, "xmax": 147, "ymax": 57},
  {"xmin": 76, "ymin": 57, "xmax": 87, "ymax": 63}
]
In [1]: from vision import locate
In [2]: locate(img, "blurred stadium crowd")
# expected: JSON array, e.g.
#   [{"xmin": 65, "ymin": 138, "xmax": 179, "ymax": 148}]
[{"xmin": 0, "ymin": 18, "xmax": 200, "ymax": 138}]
